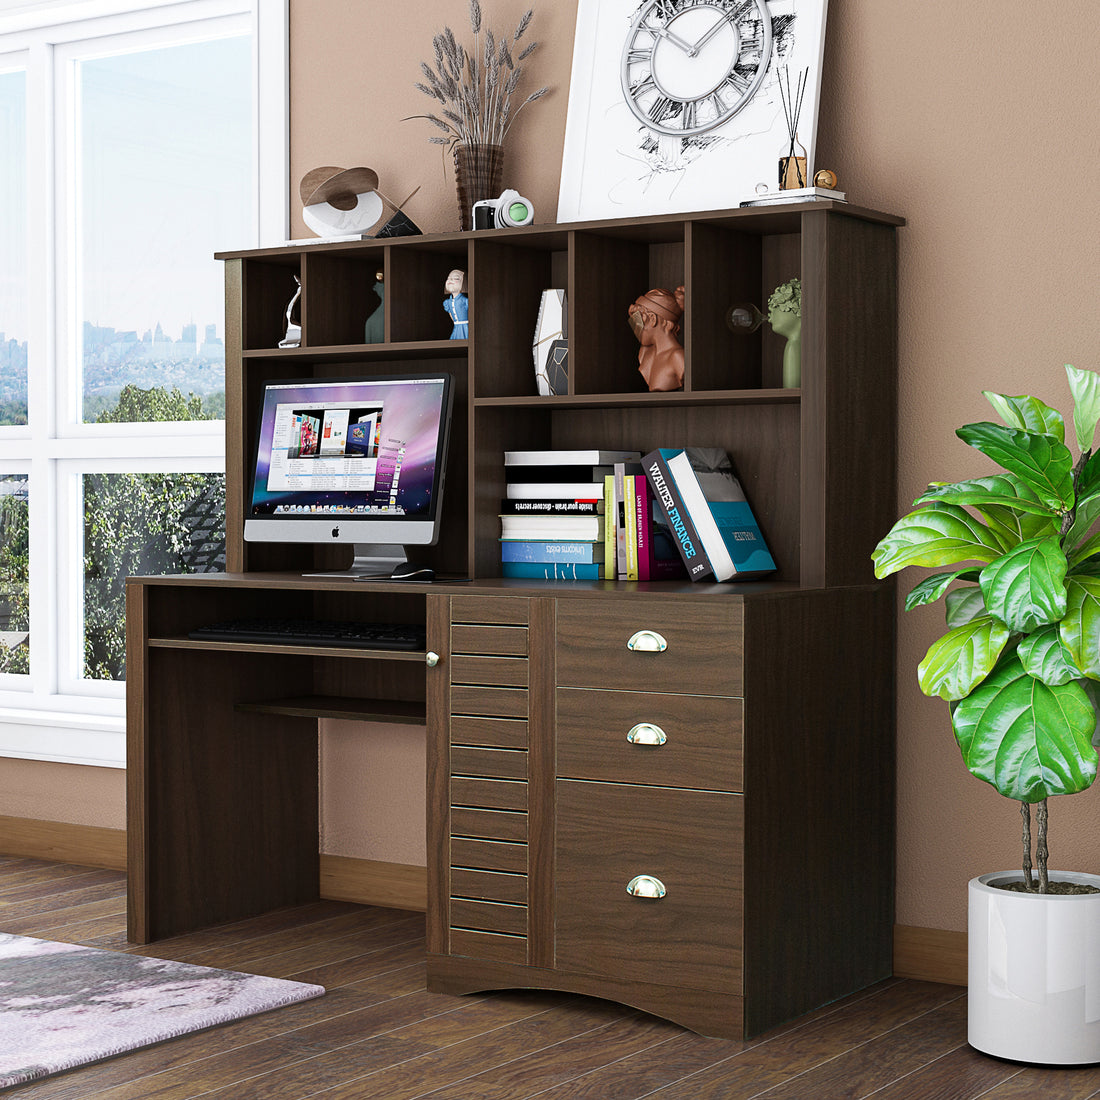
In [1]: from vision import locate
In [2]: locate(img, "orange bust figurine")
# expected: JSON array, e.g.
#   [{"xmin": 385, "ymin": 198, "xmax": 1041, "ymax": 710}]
[{"xmin": 628, "ymin": 286, "xmax": 686, "ymax": 391}]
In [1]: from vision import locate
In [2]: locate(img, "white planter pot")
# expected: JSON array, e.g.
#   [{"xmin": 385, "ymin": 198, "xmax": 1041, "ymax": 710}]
[{"xmin": 969, "ymin": 870, "xmax": 1100, "ymax": 1064}]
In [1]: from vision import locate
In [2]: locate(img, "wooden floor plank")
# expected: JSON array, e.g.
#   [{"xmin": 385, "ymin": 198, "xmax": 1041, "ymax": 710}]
[
  {"xmin": 0, "ymin": 857, "xmax": 1046, "ymax": 1100},
  {"xmin": 416, "ymin": 1011, "xmax": 685, "ymax": 1099},
  {"xmin": 978, "ymin": 1064, "xmax": 1100, "ymax": 1099},
  {"xmin": 643, "ymin": 982, "xmax": 966, "ymax": 1099},
  {"xmin": 287, "ymin": 998, "xmax": 633, "ymax": 1100},
  {"xmin": 750, "ymin": 996, "xmax": 970, "ymax": 1098},
  {"xmin": 866, "ymin": 1045, "xmax": 1024, "ymax": 1099}
]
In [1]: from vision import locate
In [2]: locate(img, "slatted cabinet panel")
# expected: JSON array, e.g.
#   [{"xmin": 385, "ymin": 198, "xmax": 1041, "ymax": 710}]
[{"xmin": 446, "ymin": 596, "xmax": 531, "ymax": 963}]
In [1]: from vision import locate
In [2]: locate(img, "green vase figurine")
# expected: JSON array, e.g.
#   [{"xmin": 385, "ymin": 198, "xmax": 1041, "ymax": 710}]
[{"xmin": 768, "ymin": 277, "xmax": 801, "ymax": 388}]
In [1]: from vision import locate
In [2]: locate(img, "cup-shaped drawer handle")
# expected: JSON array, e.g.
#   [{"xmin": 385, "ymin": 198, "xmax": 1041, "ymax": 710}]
[
  {"xmin": 626, "ymin": 629, "xmax": 667, "ymax": 653},
  {"xmin": 626, "ymin": 722, "xmax": 667, "ymax": 746},
  {"xmin": 626, "ymin": 874, "xmax": 666, "ymax": 899}
]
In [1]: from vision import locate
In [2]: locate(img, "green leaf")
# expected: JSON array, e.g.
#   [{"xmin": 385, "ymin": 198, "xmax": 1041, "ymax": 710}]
[
  {"xmin": 918, "ymin": 615, "xmax": 1011, "ymax": 700},
  {"xmin": 1068, "ymin": 530, "xmax": 1100, "ymax": 568},
  {"xmin": 904, "ymin": 570, "xmax": 980, "ymax": 611},
  {"xmin": 1067, "ymin": 364, "xmax": 1100, "ymax": 453},
  {"xmin": 972, "ymin": 501, "xmax": 1060, "ymax": 547},
  {"xmin": 956, "ymin": 422, "xmax": 1075, "ymax": 509},
  {"xmin": 1066, "ymin": 490, "xmax": 1100, "ymax": 553},
  {"xmin": 1076, "ymin": 452, "xmax": 1100, "ymax": 503},
  {"xmin": 872, "ymin": 503, "xmax": 1008, "ymax": 579},
  {"xmin": 913, "ymin": 474, "xmax": 1060, "ymax": 517},
  {"xmin": 951, "ymin": 654, "xmax": 1097, "ymax": 802},
  {"xmin": 984, "ymin": 390, "xmax": 1065, "ymax": 442},
  {"xmin": 1060, "ymin": 573, "xmax": 1100, "ymax": 680},
  {"xmin": 946, "ymin": 585, "xmax": 988, "ymax": 627},
  {"xmin": 978, "ymin": 536, "xmax": 1068, "ymax": 633},
  {"xmin": 1019, "ymin": 625, "xmax": 1081, "ymax": 685}
]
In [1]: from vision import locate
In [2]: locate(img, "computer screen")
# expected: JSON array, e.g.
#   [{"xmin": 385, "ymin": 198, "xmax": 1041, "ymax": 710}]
[{"xmin": 244, "ymin": 372, "xmax": 453, "ymax": 577}]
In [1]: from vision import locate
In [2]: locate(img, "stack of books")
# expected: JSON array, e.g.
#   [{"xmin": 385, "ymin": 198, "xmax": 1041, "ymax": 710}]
[
  {"xmin": 607, "ymin": 459, "xmax": 688, "ymax": 581},
  {"xmin": 500, "ymin": 449, "xmax": 641, "ymax": 579}
]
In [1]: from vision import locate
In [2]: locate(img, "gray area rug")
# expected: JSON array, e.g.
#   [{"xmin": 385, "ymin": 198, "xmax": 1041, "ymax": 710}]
[{"xmin": 0, "ymin": 931, "xmax": 324, "ymax": 1088}]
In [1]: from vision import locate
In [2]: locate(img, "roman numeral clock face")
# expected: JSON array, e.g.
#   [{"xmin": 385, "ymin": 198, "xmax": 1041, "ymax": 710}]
[{"xmin": 620, "ymin": 0, "xmax": 774, "ymax": 137}]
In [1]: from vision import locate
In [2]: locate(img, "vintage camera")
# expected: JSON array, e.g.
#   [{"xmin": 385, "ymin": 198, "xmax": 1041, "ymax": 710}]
[{"xmin": 472, "ymin": 189, "xmax": 535, "ymax": 230}]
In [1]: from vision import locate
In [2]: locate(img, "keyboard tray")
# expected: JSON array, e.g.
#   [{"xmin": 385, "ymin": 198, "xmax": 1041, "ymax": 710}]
[{"xmin": 188, "ymin": 619, "xmax": 425, "ymax": 651}]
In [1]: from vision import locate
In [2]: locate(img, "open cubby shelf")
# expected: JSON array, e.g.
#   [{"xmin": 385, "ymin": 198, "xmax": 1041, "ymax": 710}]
[{"xmin": 220, "ymin": 201, "xmax": 900, "ymax": 590}]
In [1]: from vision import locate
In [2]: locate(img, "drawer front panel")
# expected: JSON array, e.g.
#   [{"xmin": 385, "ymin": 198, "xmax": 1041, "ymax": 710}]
[
  {"xmin": 452, "ymin": 595, "xmax": 530, "ymax": 626},
  {"xmin": 449, "ymin": 928, "xmax": 527, "ymax": 965},
  {"xmin": 556, "ymin": 600, "xmax": 742, "ymax": 696},
  {"xmin": 557, "ymin": 688, "xmax": 743, "ymax": 792},
  {"xmin": 450, "ymin": 745, "xmax": 528, "ymax": 781},
  {"xmin": 449, "ymin": 716, "xmax": 528, "ymax": 750},
  {"xmin": 452, "ymin": 624, "xmax": 528, "ymax": 656},
  {"xmin": 452, "ymin": 837, "xmax": 527, "ymax": 874},
  {"xmin": 451, "ymin": 655, "xmax": 529, "ymax": 688},
  {"xmin": 451, "ymin": 868, "xmax": 527, "ymax": 905},
  {"xmin": 451, "ymin": 898, "xmax": 527, "ymax": 937},
  {"xmin": 450, "ymin": 777, "xmax": 528, "ymax": 812},
  {"xmin": 555, "ymin": 779, "xmax": 743, "ymax": 992},
  {"xmin": 450, "ymin": 807, "xmax": 528, "ymax": 843},
  {"xmin": 451, "ymin": 685, "xmax": 528, "ymax": 719}
]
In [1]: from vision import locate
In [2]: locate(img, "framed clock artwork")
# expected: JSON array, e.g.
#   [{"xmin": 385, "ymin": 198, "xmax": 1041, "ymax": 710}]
[{"xmin": 557, "ymin": 0, "xmax": 828, "ymax": 222}]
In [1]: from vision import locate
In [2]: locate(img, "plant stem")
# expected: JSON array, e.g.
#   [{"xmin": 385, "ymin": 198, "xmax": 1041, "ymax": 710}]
[
  {"xmin": 1020, "ymin": 800, "xmax": 1034, "ymax": 891},
  {"xmin": 1037, "ymin": 797, "xmax": 1049, "ymax": 893}
]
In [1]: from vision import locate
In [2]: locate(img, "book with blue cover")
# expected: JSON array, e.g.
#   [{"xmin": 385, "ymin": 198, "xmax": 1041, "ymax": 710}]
[
  {"xmin": 501, "ymin": 561, "xmax": 602, "ymax": 580},
  {"xmin": 499, "ymin": 540, "xmax": 604, "ymax": 564},
  {"xmin": 644, "ymin": 447, "xmax": 775, "ymax": 581}
]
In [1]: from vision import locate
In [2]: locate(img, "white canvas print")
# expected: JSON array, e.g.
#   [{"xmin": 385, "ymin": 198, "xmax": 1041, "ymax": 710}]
[{"xmin": 558, "ymin": 0, "xmax": 828, "ymax": 222}]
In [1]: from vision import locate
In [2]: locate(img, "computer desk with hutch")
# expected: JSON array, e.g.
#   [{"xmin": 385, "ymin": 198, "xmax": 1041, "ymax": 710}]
[{"xmin": 126, "ymin": 201, "xmax": 902, "ymax": 1040}]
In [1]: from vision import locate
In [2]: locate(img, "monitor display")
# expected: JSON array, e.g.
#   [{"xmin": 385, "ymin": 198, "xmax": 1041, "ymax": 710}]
[{"xmin": 244, "ymin": 373, "xmax": 453, "ymax": 577}]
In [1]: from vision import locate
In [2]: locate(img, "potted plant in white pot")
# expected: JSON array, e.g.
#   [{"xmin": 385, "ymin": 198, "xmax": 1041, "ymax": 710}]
[{"xmin": 873, "ymin": 364, "xmax": 1100, "ymax": 1065}]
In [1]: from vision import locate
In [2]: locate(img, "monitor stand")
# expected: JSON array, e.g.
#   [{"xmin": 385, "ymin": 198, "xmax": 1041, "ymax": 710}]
[{"xmin": 303, "ymin": 543, "xmax": 408, "ymax": 580}]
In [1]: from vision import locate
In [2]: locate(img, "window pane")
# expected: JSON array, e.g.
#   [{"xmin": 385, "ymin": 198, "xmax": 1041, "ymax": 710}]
[
  {"xmin": 0, "ymin": 70, "xmax": 27, "ymax": 427},
  {"xmin": 0, "ymin": 474, "xmax": 29, "ymax": 675},
  {"xmin": 78, "ymin": 36, "xmax": 250, "ymax": 424},
  {"xmin": 83, "ymin": 471, "xmax": 225, "ymax": 680}
]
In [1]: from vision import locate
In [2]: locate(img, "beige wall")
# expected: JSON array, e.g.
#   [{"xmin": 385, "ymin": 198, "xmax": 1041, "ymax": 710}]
[{"xmin": 4, "ymin": 0, "xmax": 1100, "ymax": 935}]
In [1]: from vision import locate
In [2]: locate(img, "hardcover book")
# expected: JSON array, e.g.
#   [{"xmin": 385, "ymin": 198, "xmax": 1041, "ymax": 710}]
[
  {"xmin": 499, "ymin": 540, "xmax": 604, "ymax": 564},
  {"xmin": 499, "ymin": 514, "xmax": 605, "ymax": 540},
  {"xmin": 634, "ymin": 473, "xmax": 688, "ymax": 581},
  {"xmin": 652, "ymin": 447, "xmax": 776, "ymax": 581},
  {"xmin": 642, "ymin": 450, "xmax": 714, "ymax": 581},
  {"xmin": 501, "ymin": 561, "xmax": 602, "ymax": 580},
  {"xmin": 504, "ymin": 449, "xmax": 641, "ymax": 465},
  {"xmin": 505, "ymin": 482, "xmax": 604, "ymax": 500},
  {"xmin": 500, "ymin": 498, "xmax": 603, "ymax": 515}
]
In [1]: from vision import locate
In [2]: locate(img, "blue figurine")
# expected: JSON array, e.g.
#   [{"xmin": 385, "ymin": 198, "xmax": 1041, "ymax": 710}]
[{"xmin": 444, "ymin": 269, "xmax": 468, "ymax": 339}]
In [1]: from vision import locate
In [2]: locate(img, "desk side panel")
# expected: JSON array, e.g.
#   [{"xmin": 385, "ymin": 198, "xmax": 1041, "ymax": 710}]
[{"xmin": 131, "ymin": 639, "xmax": 320, "ymax": 942}]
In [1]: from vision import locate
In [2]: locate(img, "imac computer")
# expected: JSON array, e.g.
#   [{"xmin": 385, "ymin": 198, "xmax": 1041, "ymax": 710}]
[{"xmin": 244, "ymin": 372, "xmax": 454, "ymax": 578}]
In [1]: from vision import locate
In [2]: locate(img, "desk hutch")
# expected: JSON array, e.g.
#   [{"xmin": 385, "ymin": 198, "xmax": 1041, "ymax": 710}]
[{"xmin": 126, "ymin": 201, "xmax": 902, "ymax": 1039}]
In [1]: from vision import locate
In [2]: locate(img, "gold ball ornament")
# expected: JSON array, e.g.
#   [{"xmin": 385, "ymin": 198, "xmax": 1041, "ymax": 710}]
[{"xmin": 813, "ymin": 169, "xmax": 838, "ymax": 189}]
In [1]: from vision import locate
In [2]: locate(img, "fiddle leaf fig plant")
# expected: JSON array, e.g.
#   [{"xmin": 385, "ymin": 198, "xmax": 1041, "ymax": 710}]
[{"xmin": 873, "ymin": 365, "xmax": 1100, "ymax": 893}]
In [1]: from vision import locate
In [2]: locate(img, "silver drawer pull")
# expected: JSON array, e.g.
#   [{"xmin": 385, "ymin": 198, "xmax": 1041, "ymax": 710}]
[
  {"xmin": 626, "ymin": 722, "xmax": 667, "ymax": 746},
  {"xmin": 626, "ymin": 874, "xmax": 666, "ymax": 899},
  {"xmin": 626, "ymin": 629, "xmax": 667, "ymax": 653}
]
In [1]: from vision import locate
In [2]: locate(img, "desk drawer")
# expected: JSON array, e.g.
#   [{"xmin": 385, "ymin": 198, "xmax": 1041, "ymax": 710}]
[
  {"xmin": 555, "ymin": 779, "xmax": 742, "ymax": 993},
  {"xmin": 557, "ymin": 688, "xmax": 743, "ymax": 792},
  {"xmin": 556, "ymin": 600, "xmax": 742, "ymax": 696}
]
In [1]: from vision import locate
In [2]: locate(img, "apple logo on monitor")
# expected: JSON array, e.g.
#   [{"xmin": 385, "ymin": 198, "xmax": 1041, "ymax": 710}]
[{"xmin": 331, "ymin": 526, "xmax": 340, "ymax": 538}]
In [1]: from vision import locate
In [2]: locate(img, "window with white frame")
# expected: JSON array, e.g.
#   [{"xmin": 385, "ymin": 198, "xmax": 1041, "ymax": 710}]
[{"xmin": 0, "ymin": 0, "xmax": 287, "ymax": 766}]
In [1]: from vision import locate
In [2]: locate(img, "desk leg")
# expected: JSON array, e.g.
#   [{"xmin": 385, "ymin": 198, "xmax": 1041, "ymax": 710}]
[{"xmin": 128, "ymin": 645, "xmax": 319, "ymax": 943}]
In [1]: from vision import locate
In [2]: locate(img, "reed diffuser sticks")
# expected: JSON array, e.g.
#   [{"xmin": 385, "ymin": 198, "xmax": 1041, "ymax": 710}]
[{"xmin": 778, "ymin": 66, "xmax": 808, "ymax": 188}]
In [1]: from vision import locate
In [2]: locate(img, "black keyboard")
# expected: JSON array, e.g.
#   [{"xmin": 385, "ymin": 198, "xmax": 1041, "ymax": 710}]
[{"xmin": 188, "ymin": 618, "xmax": 426, "ymax": 651}]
